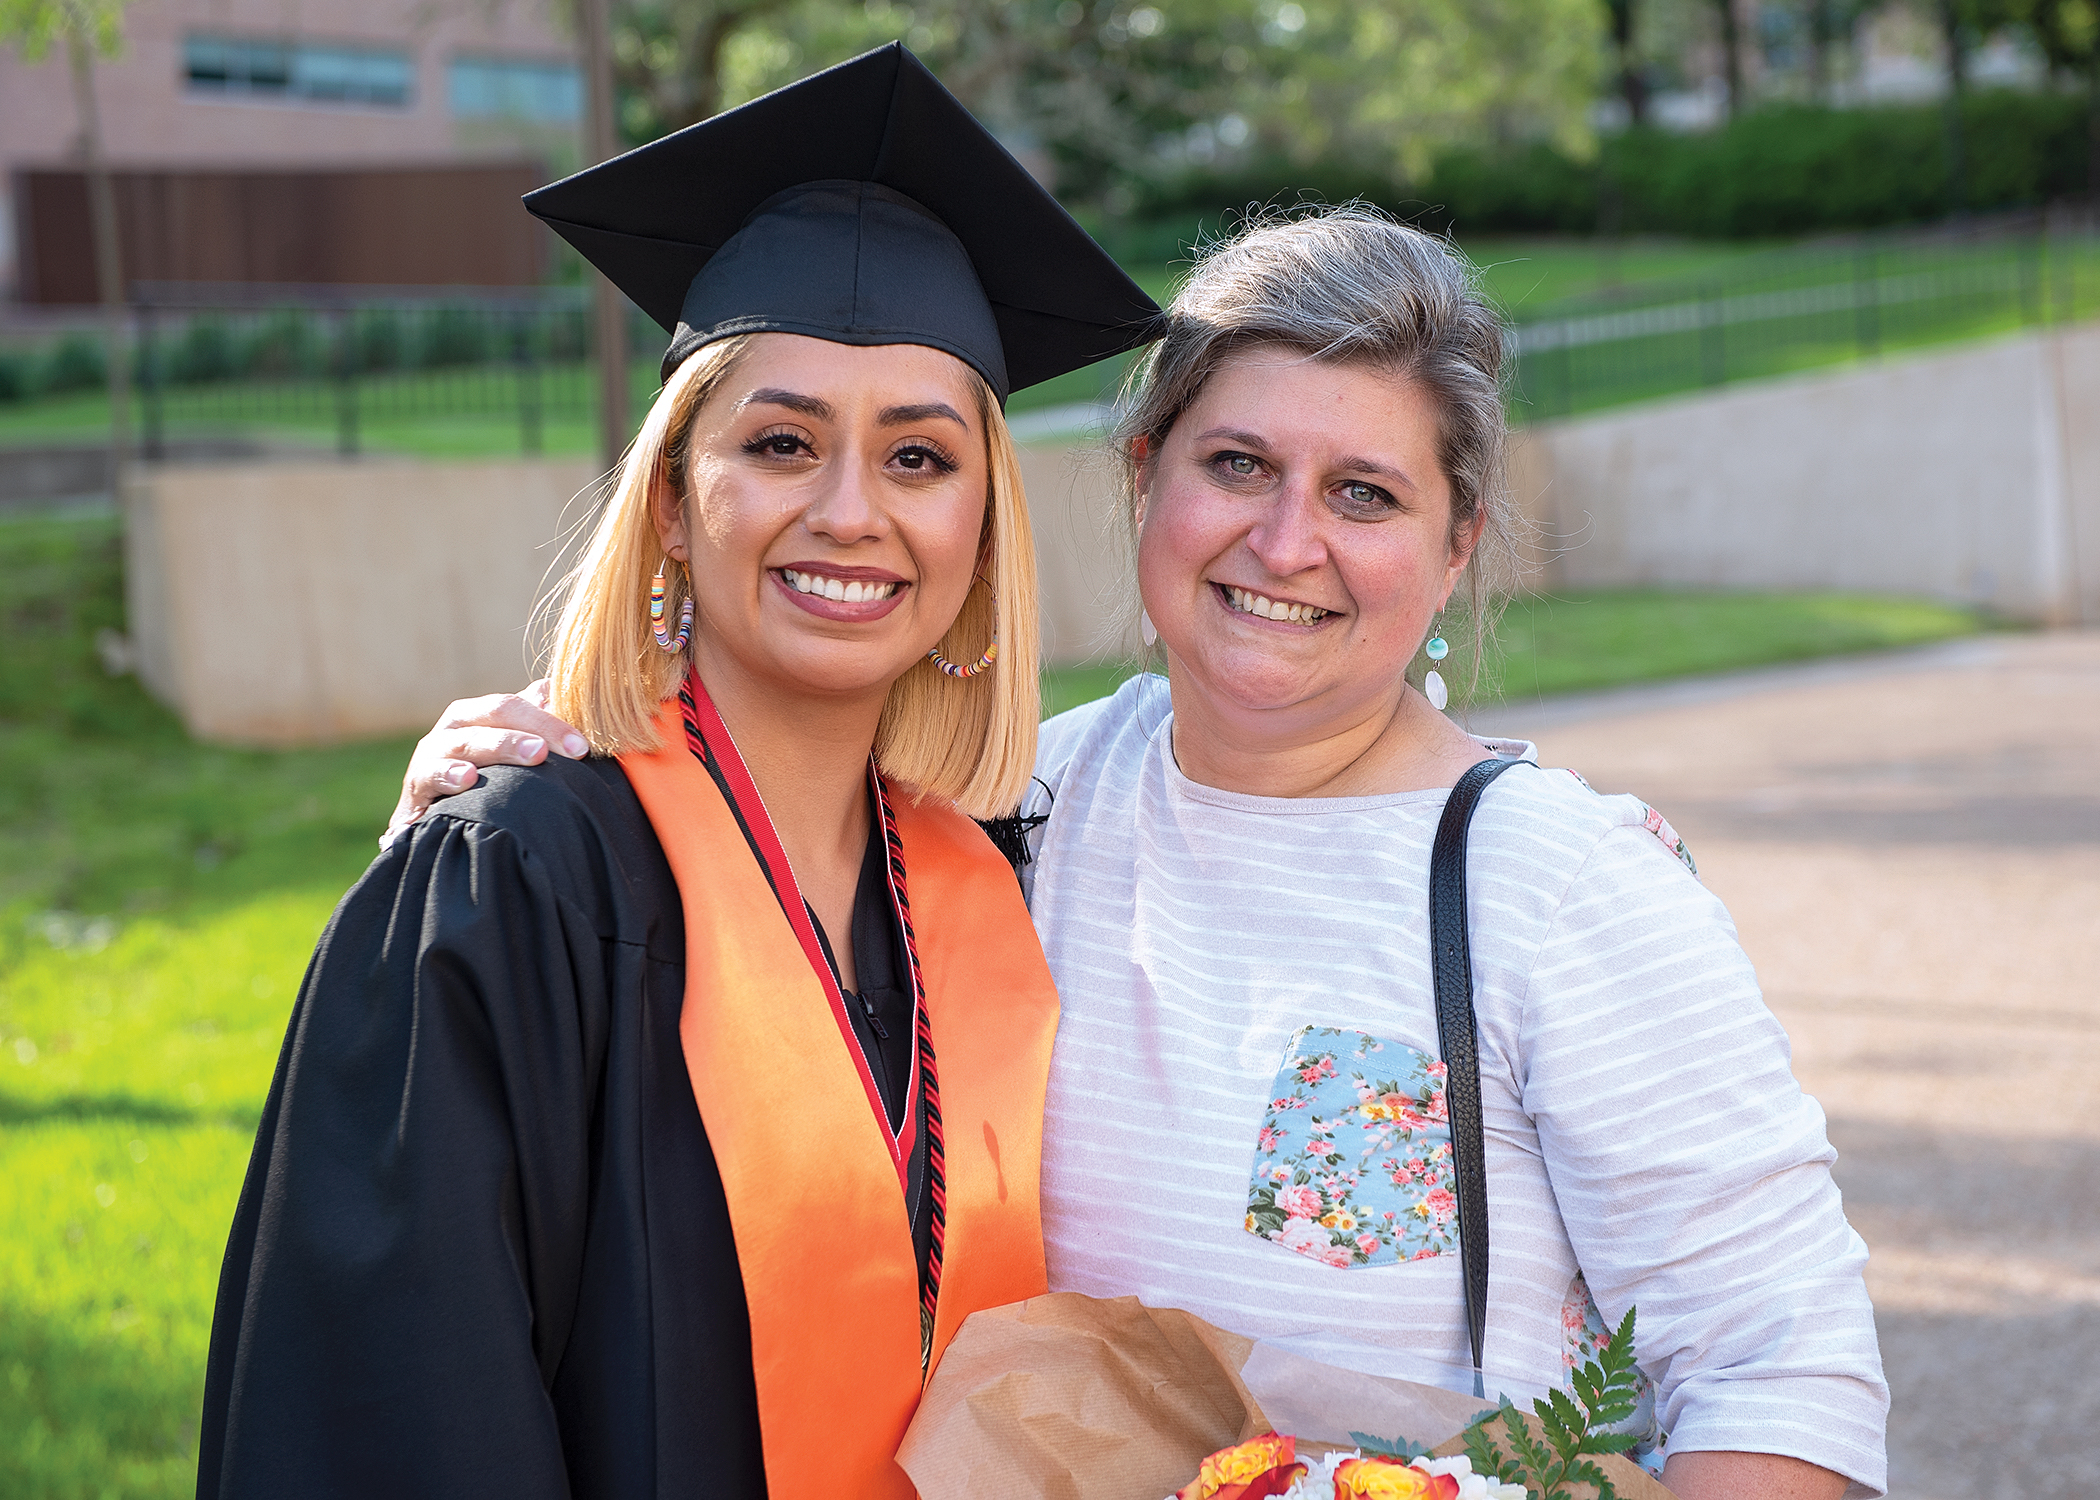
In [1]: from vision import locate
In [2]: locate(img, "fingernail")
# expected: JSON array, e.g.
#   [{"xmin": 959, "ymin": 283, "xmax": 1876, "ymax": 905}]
[
  {"xmin": 519, "ymin": 737, "xmax": 545, "ymax": 760},
  {"xmin": 561, "ymin": 734, "xmax": 589, "ymax": 758},
  {"xmin": 440, "ymin": 765, "xmax": 468, "ymax": 787}
]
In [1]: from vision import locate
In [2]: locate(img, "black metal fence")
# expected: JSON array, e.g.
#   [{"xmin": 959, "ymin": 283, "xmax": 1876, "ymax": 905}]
[
  {"xmin": 5, "ymin": 216, "xmax": 2097, "ymax": 458},
  {"xmin": 1507, "ymin": 214, "xmax": 2100, "ymax": 422},
  {"xmin": 129, "ymin": 284, "xmax": 633, "ymax": 458}
]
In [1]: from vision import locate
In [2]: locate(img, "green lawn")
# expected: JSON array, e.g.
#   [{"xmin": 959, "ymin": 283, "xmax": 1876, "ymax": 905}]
[{"xmin": 0, "ymin": 504, "xmax": 1985, "ymax": 1497}]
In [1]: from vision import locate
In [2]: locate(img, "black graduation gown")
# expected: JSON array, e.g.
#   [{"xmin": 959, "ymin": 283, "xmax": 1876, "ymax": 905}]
[{"xmin": 196, "ymin": 754, "xmax": 922, "ymax": 1500}]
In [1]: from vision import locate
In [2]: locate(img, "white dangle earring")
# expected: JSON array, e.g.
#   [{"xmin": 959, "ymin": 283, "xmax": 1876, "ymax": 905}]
[
  {"xmin": 1140, "ymin": 610, "xmax": 1158, "ymax": 648},
  {"xmin": 1422, "ymin": 620, "xmax": 1450, "ymax": 712}
]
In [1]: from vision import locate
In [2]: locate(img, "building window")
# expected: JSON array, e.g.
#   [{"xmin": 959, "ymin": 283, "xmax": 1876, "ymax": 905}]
[
  {"xmin": 185, "ymin": 34, "xmax": 414, "ymax": 108},
  {"xmin": 448, "ymin": 57, "xmax": 581, "ymax": 123}
]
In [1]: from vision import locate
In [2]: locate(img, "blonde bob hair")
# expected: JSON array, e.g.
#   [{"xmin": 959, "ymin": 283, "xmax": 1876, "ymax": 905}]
[{"xmin": 540, "ymin": 335, "xmax": 1041, "ymax": 820}]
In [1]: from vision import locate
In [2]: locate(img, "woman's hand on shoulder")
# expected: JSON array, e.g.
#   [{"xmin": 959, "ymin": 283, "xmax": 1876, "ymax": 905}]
[{"xmin": 384, "ymin": 681, "xmax": 590, "ymax": 847}]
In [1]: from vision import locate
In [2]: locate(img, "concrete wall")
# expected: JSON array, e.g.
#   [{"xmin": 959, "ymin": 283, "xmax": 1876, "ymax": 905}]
[
  {"xmin": 127, "ymin": 458, "xmax": 594, "ymax": 744},
  {"xmin": 127, "ymin": 323, "xmax": 2099, "ymax": 744},
  {"xmin": 1014, "ymin": 440, "xmax": 1144, "ymax": 666},
  {"xmin": 1514, "ymin": 322, "xmax": 2100, "ymax": 624},
  {"xmin": 124, "ymin": 444, "xmax": 1136, "ymax": 746}
]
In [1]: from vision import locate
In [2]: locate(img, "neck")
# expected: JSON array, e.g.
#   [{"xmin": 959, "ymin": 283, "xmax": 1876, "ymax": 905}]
[
  {"xmin": 689, "ymin": 641, "xmax": 885, "ymax": 882},
  {"xmin": 1164, "ymin": 658, "xmax": 1482, "ymax": 799}
]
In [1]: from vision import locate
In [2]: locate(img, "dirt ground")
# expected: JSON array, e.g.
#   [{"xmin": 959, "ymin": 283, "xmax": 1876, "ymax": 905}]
[{"xmin": 1469, "ymin": 631, "xmax": 2100, "ymax": 1500}]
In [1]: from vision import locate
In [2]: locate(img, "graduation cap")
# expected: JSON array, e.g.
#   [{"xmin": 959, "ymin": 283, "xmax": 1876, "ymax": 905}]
[{"xmin": 522, "ymin": 43, "xmax": 1163, "ymax": 403}]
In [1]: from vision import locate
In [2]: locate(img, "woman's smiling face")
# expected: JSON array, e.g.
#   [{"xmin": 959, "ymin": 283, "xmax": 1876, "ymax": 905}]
[
  {"xmin": 657, "ymin": 333, "xmax": 989, "ymax": 703},
  {"xmin": 1135, "ymin": 346, "xmax": 1477, "ymax": 731}
]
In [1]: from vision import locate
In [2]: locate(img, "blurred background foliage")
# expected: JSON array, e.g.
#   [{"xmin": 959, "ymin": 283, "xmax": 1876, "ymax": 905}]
[{"xmin": 596, "ymin": 0, "xmax": 2098, "ymax": 241}]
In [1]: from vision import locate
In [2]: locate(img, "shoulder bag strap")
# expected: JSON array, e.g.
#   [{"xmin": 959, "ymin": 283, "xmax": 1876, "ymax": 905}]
[{"xmin": 1430, "ymin": 754, "xmax": 1525, "ymax": 1399}]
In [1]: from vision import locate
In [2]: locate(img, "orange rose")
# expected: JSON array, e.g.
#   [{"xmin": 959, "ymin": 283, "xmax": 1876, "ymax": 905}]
[
  {"xmin": 1334, "ymin": 1455, "xmax": 1462, "ymax": 1500},
  {"xmin": 1176, "ymin": 1432, "xmax": 1309, "ymax": 1500}
]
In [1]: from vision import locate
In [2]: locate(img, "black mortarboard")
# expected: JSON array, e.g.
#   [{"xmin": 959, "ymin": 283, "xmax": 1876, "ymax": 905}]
[{"xmin": 522, "ymin": 43, "xmax": 1162, "ymax": 403}]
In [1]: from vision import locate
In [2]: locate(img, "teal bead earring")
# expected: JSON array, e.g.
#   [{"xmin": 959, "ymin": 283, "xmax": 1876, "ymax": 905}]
[{"xmin": 1423, "ymin": 623, "xmax": 1450, "ymax": 711}]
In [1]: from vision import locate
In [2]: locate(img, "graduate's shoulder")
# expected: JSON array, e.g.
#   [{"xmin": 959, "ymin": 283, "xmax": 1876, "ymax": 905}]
[{"xmin": 411, "ymin": 756, "xmax": 678, "ymax": 927}]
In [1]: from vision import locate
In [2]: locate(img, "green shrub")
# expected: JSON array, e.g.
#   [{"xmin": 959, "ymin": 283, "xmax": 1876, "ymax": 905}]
[
  {"xmin": 1128, "ymin": 91, "xmax": 2094, "ymax": 240},
  {"xmin": 541, "ymin": 305, "xmax": 591, "ymax": 362},
  {"xmin": 354, "ymin": 310, "xmax": 406, "ymax": 373},
  {"xmin": 240, "ymin": 310, "xmax": 321, "ymax": 378},
  {"xmin": 41, "ymin": 334, "xmax": 106, "ymax": 394},
  {"xmin": 418, "ymin": 308, "xmax": 489, "ymax": 368},
  {"xmin": 166, "ymin": 317, "xmax": 239, "ymax": 384},
  {"xmin": 0, "ymin": 348, "xmax": 35, "ymax": 402}
]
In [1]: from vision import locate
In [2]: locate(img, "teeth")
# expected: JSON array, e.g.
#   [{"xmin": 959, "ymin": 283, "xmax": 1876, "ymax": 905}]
[
  {"xmin": 783, "ymin": 569, "xmax": 900, "ymax": 603},
  {"xmin": 1226, "ymin": 586, "xmax": 1329, "ymax": 624}
]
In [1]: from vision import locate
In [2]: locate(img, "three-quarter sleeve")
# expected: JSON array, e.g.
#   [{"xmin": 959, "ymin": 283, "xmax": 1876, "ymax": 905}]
[
  {"xmin": 198, "ymin": 812, "xmax": 610, "ymax": 1499},
  {"xmin": 1517, "ymin": 824, "xmax": 1888, "ymax": 1497}
]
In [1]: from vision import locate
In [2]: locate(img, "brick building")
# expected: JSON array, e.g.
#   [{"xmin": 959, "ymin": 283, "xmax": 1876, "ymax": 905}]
[{"xmin": 0, "ymin": 0, "xmax": 582, "ymax": 300}]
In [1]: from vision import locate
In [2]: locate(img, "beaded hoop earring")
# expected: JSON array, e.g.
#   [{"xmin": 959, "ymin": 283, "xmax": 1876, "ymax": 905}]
[
  {"xmin": 650, "ymin": 557, "xmax": 694, "ymax": 654},
  {"xmin": 927, "ymin": 577, "xmax": 999, "ymax": 679},
  {"xmin": 927, "ymin": 622, "xmax": 999, "ymax": 679}
]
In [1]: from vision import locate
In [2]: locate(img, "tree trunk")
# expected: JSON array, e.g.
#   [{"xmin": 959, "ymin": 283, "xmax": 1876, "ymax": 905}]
[
  {"xmin": 1609, "ymin": 0, "xmax": 1648, "ymax": 125},
  {"xmin": 66, "ymin": 25, "xmax": 131, "ymax": 503},
  {"xmin": 1937, "ymin": 0, "xmax": 1971, "ymax": 216},
  {"xmin": 575, "ymin": 0, "xmax": 629, "ymax": 475},
  {"xmin": 1807, "ymin": 0, "xmax": 1832, "ymax": 104},
  {"xmin": 2088, "ymin": 58, "xmax": 2098, "ymax": 202},
  {"xmin": 1716, "ymin": 0, "xmax": 1745, "ymax": 119}
]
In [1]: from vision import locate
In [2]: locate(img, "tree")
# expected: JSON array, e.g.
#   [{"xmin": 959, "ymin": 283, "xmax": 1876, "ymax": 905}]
[
  {"xmin": 1605, "ymin": 0, "xmax": 1649, "ymax": 125},
  {"xmin": 1805, "ymin": 0, "xmax": 1883, "ymax": 104},
  {"xmin": 610, "ymin": 0, "xmax": 801, "ymax": 139},
  {"xmin": 2015, "ymin": 0, "xmax": 2099, "ymax": 196},
  {"xmin": 1713, "ymin": 0, "xmax": 1745, "ymax": 117},
  {"xmin": 704, "ymin": 0, "xmax": 1604, "ymax": 208},
  {"xmin": 1934, "ymin": 0, "xmax": 2020, "ymax": 214},
  {"xmin": 0, "ymin": 0, "xmax": 134, "ymax": 494}
]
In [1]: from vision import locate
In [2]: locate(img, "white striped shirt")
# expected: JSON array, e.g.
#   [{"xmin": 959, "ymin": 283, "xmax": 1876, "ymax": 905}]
[{"xmin": 1020, "ymin": 676, "xmax": 1886, "ymax": 1496}]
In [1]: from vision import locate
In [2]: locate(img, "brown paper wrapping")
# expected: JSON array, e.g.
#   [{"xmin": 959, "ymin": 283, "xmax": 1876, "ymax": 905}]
[
  {"xmin": 897, "ymin": 1292, "xmax": 1675, "ymax": 1500},
  {"xmin": 896, "ymin": 1293, "xmax": 1271, "ymax": 1500}
]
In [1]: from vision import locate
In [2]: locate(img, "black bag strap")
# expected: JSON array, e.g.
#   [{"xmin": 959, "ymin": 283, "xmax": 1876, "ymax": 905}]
[{"xmin": 1429, "ymin": 754, "xmax": 1525, "ymax": 1399}]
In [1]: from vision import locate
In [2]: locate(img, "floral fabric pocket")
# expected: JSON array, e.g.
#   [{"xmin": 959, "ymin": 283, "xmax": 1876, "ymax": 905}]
[
  {"xmin": 1243, "ymin": 1026, "xmax": 1459, "ymax": 1268},
  {"xmin": 1561, "ymin": 1273, "xmax": 1665, "ymax": 1473}
]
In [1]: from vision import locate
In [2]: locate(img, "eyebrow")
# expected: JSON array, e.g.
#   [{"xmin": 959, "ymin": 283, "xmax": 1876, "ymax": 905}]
[
  {"xmin": 742, "ymin": 388, "xmax": 836, "ymax": 421},
  {"xmin": 738, "ymin": 391, "xmax": 969, "ymax": 431},
  {"xmin": 1193, "ymin": 426, "xmax": 1417, "ymax": 490},
  {"xmin": 878, "ymin": 401, "xmax": 969, "ymax": 429}
]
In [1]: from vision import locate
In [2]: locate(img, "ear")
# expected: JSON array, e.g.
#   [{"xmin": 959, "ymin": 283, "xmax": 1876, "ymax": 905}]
[
  {"xmin": 1129, "ymin": 434, "xmax": 1153, "ymax": 529},
  {"xmin": 650, "ymin": 458, "xmax": 689, "ymax": 563},
  {"xmin": 1443, "ymin": 511, "xmax": 1485, "ymax": 594}
]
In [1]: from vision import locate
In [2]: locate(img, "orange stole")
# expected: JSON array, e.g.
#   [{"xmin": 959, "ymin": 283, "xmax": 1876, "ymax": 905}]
[{"xmin": 620, "ymin": 702, "xmax": 1057, "ymax": 1498}]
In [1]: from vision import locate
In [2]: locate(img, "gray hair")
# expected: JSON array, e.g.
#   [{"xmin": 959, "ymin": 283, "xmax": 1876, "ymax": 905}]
[{"xmin": 1114, "ymin": 203, "xmax": 1523, "ymax": 696}]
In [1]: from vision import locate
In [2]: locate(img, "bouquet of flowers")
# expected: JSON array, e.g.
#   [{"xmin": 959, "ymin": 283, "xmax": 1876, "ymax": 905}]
[
  {"xmin": 1170, "ymin": 1306, "xmax": 1654, "ymax": 1500},
  {"xmin": 898, "ymin": 1293, "xmax": 1670, "ymax": 1500},
  {"xmin": 1173, "ymin": 1434, "xmax": 1527, "ymax": 1500}
]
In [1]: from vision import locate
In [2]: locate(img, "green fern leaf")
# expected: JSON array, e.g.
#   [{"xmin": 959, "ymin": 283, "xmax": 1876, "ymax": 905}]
[
  {"xmin": 1462, "ymin": 1418, "xmax": 1517, "ymax": 1485},
  {"xmin": 1350, "ymin": 1431, "xmax": 1434, "ymax": 1461},
  {"xmin": 1535, "ymin": 1388, "xmax": 1587, "ymax": 1460}
]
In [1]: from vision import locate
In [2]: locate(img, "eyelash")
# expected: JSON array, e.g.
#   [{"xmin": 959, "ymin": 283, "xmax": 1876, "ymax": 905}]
[
  {"xmin": 891, "ymin": 440, "xmax": 959, "ymax": 475},
  {"xmin": 1336, "ymin": 480, "xmax": 1398, "ymax": 511},
  {"xmin": 743, "ymin": 427, "xmax": 810, "ymax": 459},
  {"xmin": 1211, "ymin": 452, "xmax": 1397, "ymax": 512},
  {"xmin": 739, "ymin": 429, "xmax": 959, "ymax": 475}
]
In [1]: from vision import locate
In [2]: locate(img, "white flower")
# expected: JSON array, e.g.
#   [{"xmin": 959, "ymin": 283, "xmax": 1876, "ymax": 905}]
[{"xmin": 1411, "ymin": 1454, "xmax": 1528, "ymax": 1500}]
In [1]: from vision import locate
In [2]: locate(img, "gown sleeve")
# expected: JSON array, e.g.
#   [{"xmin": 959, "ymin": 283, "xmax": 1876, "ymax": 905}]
[{"xmin": 197, "ymin": 808, "xmax": 615, "ymax": 1500}]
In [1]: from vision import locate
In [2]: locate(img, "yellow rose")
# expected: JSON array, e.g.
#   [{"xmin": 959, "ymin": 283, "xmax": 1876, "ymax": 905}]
[
  {"xmin": 1335, "ymin": 1455, "xmax": 1460, "ymax": 1500},
  {"xmin": 1176, "ymin": 1433, "xmax": 1308, "ymax": 1500}
]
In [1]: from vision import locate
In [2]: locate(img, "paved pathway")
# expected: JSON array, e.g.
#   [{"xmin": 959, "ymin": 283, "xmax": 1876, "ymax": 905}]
[{"xmin": 1469, "ymin": 632, "xmax": 2100, "ymax": 1500}]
